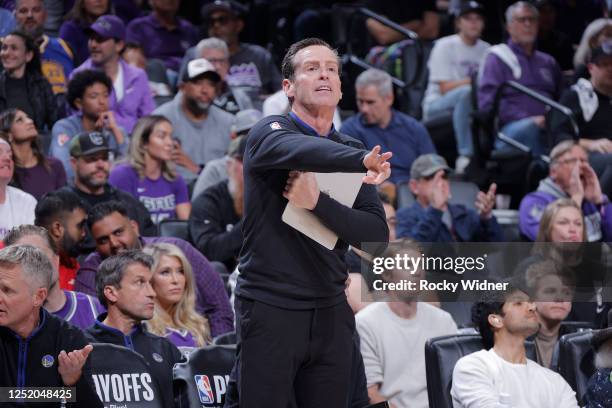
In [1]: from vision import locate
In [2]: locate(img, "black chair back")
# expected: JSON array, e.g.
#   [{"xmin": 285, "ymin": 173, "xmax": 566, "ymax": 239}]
[
  {"xmin": 557, "ymin": 330, "xmax": 596, "ymax": 401},
  {"xmin": 212, "ymin": 331, "xmax": 237, "ymax": 345},
  {"xmin": 173, "ymin": 344, "xmax": 237, "ymax": 408},
  {"xmin": 158, "ymin": 219, "xmax": 190, "ymax": 242},
  {"xmin": 89, "ymin": 343, "xmax": 165, "ymax": 408},
  {"xmin": 425, "ymin": 334, "xmax": 537, "ymax": 408}
]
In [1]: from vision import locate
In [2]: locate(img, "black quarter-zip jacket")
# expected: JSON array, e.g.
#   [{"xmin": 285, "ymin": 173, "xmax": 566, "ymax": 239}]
[
  {"xmin": 236, "ymin": 113, "xmax": 389, "ymax": 309},
  {"xmin": 0, "ymin": 309, "xmax": 102, "ymax": 408}
]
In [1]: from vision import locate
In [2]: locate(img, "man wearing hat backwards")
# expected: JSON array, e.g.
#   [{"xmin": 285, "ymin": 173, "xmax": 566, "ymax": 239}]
[
  {"xmin": 153, "ymin": 58, "xmax": 234, "ymax": 184},
  {"xmin": 72, "ymin": 15, "xmax": 155, "ymax": 133},
  {"xmin": 396, "ymin": 153, "xmax": 503, "ymax": 242}
]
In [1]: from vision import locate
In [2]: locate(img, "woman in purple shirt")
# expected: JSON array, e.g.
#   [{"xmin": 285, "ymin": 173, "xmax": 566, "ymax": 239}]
[
  {"xmin": 143, "ymin": 242, "xmax": 211, "ymax": 348},
  {"xmin": 0, "ymin": 109, "xmax": 66, "ymax": 200},
  {"xmin": 60, "ymin": 0, "xmax": 112, "ymax": 66},
  {"xmin": 109, "ymin": 114, "xmax": 191, "ymax": 224}
]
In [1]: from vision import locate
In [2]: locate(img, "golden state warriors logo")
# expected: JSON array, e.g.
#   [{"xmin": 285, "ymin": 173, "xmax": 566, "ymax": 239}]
[{"xmin": 41, "ymin": 354, "xmax": 54, "ymax": 368}]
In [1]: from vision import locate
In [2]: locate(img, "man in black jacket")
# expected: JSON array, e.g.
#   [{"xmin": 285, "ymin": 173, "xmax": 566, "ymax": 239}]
[
  {"xmin": 189, "ymin": 134, "xmax": 246, "ymax": 271},
  {"xmin": 0, "ymin": 244, "xmax": 101, "ymax": 408},
  {"xmin": 85, "ymin": 250, "xmax": 182, "ymax": 408},
  {"xmin": 226, "ymin": 38, "xmax": 392, "ymax": 408}
]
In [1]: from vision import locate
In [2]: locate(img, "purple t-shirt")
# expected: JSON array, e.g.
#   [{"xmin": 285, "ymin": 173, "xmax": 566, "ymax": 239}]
[
  {"xmin": 109, "ymin": 163, "xmax": 189, "ymax": 224},
  {"xmin": 53, "ymin": 290, "xmax": 106, "ymax": 330},
  {"xmin": 163, "ymin": 327, "xmax": 198, "ymax": 348},
  {"xmin": 126, "ymin": 14, "xmax": 199, "ymax": 72},
  {"xmin": 13, "ymin": 156, "xmax": 67, "ymax": 200}
]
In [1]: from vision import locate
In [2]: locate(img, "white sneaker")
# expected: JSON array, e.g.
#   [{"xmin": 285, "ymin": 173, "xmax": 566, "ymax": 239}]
[{"xmin": 455, "ymin": 156, "xmax": 470, "ymax": 174}]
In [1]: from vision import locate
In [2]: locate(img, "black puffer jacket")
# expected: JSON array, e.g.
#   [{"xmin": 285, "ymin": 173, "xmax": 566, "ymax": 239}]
[{"xmin": 0, "ymin": 70, "xmax": 59, "ymax": 132}]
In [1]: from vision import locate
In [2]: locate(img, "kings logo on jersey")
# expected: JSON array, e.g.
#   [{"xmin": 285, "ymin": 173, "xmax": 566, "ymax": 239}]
[{"xmin": 195, "ymin": 375, "xmax": 214, "ymax": 404}]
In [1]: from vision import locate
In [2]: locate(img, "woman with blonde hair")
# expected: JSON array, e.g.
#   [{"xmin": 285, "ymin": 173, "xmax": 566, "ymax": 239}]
[
  {"xmin": 532, "ymin": 198, "xmax": 606, "ymax": 326},
  {"xmin": 109, "ymin": 115, "xmax": 191, "ymax": 224},
  {"xmin": 143, "ymin": 242, "xmax": 211, "ymax": 347}
]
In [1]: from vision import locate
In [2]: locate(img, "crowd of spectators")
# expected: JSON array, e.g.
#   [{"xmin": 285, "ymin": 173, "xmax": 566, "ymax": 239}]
[{"xmin": 0, "ymin": 0, "xmax": 611, "ymax": 407}]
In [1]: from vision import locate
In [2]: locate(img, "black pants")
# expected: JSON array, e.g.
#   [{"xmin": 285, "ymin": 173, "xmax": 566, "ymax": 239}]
[{"xmin": 224, "ymin": 297, "xmax": 355, "ymax": 408}]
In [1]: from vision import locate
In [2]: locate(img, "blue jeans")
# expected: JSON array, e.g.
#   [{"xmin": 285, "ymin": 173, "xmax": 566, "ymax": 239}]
[
  {"xmin": 495, "ymin": 117, "xmax": 547, "ymax": 157},
  {"xmin": 423, "ymin": 84, "xmax": 473, "ymax": 157}
]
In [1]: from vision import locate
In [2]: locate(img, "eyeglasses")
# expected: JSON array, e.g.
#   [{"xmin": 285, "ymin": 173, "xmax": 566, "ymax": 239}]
[
  {"xmin": 513, "ymin": 16, "xmax": 538, "ymax": 24},
  {"xmin": 206, "ymin": 57, "xmax": 229, "ymax": 65},
  {"xmin": 206, "ymin": 15, "xmax": 234, "ymax": 26},
  {"xmin": 553, "ymin": 157, "xmax": 588, "ymax": 166}
]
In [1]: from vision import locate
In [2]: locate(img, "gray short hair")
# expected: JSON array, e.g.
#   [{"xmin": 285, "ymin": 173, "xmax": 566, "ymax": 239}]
[
  {"xmin": 3, "ymin": 225, "xmax": 58, "ymax": 255},
  {"xmin": 96, "ymin": 250, "xmax": 154, "ymax": 307},
  {"xmin": 505, "ymin": 1, "xmax": 539, "ymax": 24},
  {"xmin": 196, "ymin": 37, "xmax": 229, "ymax": 58},
  {"xmin": 355, "ymin": 68, "xmax": 393, "ymax": 97},
  {"xmin": 549, "ymin": 140, "xmax": 583, "ymax": 166},
  {"xmin": 0, "ymin": 244, "xmax": 54, "ymax": 291}
]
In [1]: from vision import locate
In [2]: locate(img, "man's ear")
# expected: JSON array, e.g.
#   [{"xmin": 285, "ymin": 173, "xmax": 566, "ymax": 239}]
[
  {"xmin": 74, "ymin": 97, "xmax": 83, "ymax": 111},
  {"xmin": 33, "ymin": 287, "xmax": 48, "ymax": 308},
  {"xmin": 488, "ymin": 314, "xmax": 503, "ymax": 329},
  {"xmin": 129, "ymin": 219, "xmax": 140, "ymax": 236},
  {"xmin": 384, "ymin": 92, "xmax": 394, "ymax": 108},
  {"xmin": 49, "ymin": 220, "xmax": 64, "ymax": 241},
  {"xmin": 236, "ymin": 18, "xmax": 245, "ymax": 34},
  {"xmin": 70, "ymin": 157, "xmax": 78, "ymax": 172},
  {"xmin": 282, "ymin": 78, "xmax": 294, "ymax": 100},
  {"xmin": 408, "ymin": 179, "xmax": 419, "ymax": 196},
  {"xmin": 104, "ymin": 285, "xmax": 119, "ymax": 305}
]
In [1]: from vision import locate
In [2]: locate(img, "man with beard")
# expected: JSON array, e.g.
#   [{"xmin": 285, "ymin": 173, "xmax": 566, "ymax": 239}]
[
  {"xmin": 13, "ymin": 0, "xmax": 73, "ymax": 101},
  {"xmin": 451, "ymin": 286, "xmax": 579, "ymax": 407},
  {"xmin": 79, "ymin": 200, "xmax": 234, "ymax": 337},
  {"xmin": 356, "ymin": 240, "xmax": 457, "ymax": 408},
  {"xmin": 3, "ymin": 224, "xmax": 104, "ymax": 330},
  {"xmin": 153, "ymin": 58, "xmax": 234, "ymax": 184},
  {"xmin": 51, "ymin": 70, "xmax": 127, "ymax": 182},
  {"xmin": 34, "ymin": 189, "xmax": 87, "ymax": 290},
  {"xmin": 60, "ymin": 131, "xmax": 156, "ymax": 238}
]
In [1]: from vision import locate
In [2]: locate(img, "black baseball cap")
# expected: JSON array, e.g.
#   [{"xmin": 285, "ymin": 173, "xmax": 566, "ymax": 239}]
[
  {"xmin": 201, "ymin": 0, "xmax": 248, "ymax": 19},
  {"xmin": 458, "ymin": 1, "xmax": 485, "ymax": 17},
  {"xmin": 69, "ymin": 131, "xmax": 109, "ymax": 158},
  {"xmin": 591, "ymin": 39, "xmax": 612, "ymax": 64}
]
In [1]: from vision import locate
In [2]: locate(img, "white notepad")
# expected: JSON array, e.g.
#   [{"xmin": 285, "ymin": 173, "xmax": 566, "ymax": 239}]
[{"xmin": 282, "ymin": 172, "xmax": 365, "ymax": 250}]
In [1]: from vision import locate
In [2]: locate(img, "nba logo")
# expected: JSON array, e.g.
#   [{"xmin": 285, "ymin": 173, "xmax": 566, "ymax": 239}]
[{"xmin": 195, "ymin": 375, "xmax": 214, "ymax": 404}]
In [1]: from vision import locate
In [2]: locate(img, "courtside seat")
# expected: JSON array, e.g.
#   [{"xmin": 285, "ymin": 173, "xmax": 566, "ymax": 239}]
[
  {"xmin": 89, "ymin": 343, "xmax": 165, "ymax": 408},
  {"xmin": 425, "ymin": 334, "xmax": 537, "ymax": 408},
  {"xmin": 173, "ymin": 344, "xmax": 237, "ymax": 408}
]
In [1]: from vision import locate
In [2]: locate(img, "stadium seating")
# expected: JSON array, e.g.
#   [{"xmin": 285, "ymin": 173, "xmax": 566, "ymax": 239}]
[
  {"xmin": 158, "ymin": 219, "xmax": 190, "ymax": 242},
  {"xmin": 89, "ymin": 343, "xmax": 165, "ymax": 408},
  {"xmin": 425, "ymin": 334, "xmax": 537, "ymax": 408},
  {"xmin": 173, "ymin": 344, "xmax": 237, "ymax": 408},
  {"xmin": 212, "ymin": 331, "xmax": 237, "ymax": 345},
  {"xmin": 557, "ymin": 330, "xmax": 596, "ymax": 402}
]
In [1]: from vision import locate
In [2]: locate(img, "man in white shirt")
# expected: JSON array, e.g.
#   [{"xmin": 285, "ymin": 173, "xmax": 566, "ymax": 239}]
[
  {"xmin": 357, "ymin": 240, "xmax": 457, "ymax": 408},
  {"xmin": 451, "ymin": 286, "xmax": 579, "ymax": 408},
  {"xmin": 422, "ymin": 1, "xmax": 490, "ymax": 173}
]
